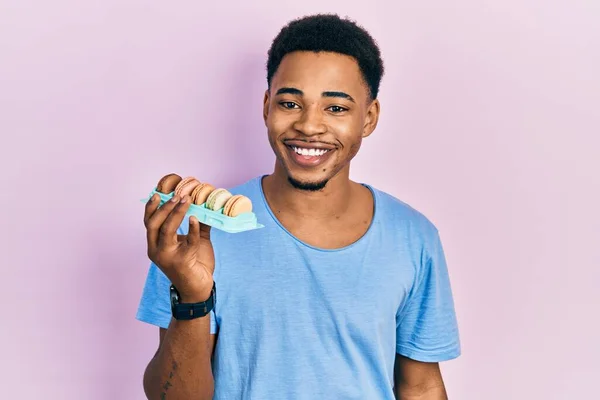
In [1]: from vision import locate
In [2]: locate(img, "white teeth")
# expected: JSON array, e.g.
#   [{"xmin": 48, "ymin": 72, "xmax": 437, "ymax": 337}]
[{"xmin": 292, "ymin": 146, "xmax": 329, "ymax": 156}]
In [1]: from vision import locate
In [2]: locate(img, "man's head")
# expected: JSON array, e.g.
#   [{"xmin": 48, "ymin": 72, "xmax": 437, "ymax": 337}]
[{"xmin": 263, "ymin": 14, "xmax": 384, "ymax": 191}]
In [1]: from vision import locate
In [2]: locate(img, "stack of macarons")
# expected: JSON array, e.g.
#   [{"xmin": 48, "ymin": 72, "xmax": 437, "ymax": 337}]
[{"xmin": 155, "ymin": 173, "xmax": 253, "ymax": 218}]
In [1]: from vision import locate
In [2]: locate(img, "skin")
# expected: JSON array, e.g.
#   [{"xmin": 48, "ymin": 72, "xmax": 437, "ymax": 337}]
[
  {"xmin": 261, "ymin": 51, "xmax": 379, "ymax": 249},
  {"xmin": 142, "ymin": 50, "xmax": 448, "ymax": 399},
  {"xmin": 143, "ymin": 193, "xmax": 216, "ymax": 400}
]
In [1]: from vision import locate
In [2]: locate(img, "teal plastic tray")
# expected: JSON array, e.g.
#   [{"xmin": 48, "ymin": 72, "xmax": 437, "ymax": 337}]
[{"xmin": 141, "ymin": 188, "xmax": 264, "ymax": 234}]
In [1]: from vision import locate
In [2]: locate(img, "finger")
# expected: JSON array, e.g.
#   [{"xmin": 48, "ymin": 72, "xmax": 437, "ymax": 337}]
[
  {"xmin": 146, "ymin": 194, "xmax": 180, "ymax": 250},
  {"xmin": 144, "ymin": 194, "xmax": 161, "ymax": 253},
  {"xmin": 187, "ymin": 215, "xmax": 200, "ymax": 246},
  {"xmin": 143, "ymin": 194, "xmax": 160, "ymax": 228},
  {"xmin": 158, "ymin": 195, "xmax": 192, "ymax": 247}
]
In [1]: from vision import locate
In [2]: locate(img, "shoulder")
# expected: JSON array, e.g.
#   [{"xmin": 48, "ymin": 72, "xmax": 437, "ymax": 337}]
[
  {"xmin": 226, "ymin": 175, "xmax": 263, "ymax": 199},
  {"xmin": 368, "ymin": 184, "xmax": 441, "ymax": 250}
]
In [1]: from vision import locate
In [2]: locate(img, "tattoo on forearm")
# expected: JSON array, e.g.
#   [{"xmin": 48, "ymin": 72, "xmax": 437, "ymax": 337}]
[{"xmin": 160, "ymin": 361, "xmax": 179, "ymax": 399}]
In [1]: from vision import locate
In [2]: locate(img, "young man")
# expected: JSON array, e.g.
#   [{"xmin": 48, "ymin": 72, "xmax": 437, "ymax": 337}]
[{"xmin": 138, "ymin": 14, "xmax": 460, "ymax": 400}]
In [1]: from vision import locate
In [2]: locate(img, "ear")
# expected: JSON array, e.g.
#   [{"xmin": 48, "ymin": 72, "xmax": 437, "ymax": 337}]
[
  {"xmin": 362, "ymin": 99, "xmax": 380, "ymax": 138},
  {"xmin": 263, "ymin": 89, "xmax": 270, "ymax": 126}
]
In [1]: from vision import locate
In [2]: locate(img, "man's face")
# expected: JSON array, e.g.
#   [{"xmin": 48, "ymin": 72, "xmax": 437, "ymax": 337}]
[{"xmin": 263, "ymin": 51, "xmax": 380, "ymax": 191}]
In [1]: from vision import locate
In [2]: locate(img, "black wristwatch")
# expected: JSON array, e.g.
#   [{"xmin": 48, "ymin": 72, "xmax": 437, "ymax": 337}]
[{"xmin": 170, "ymin": 282, "xmax": 216, "ymax": 320}]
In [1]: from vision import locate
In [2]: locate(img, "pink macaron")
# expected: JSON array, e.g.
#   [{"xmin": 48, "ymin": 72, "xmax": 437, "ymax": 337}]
[{"xmin": 174, "ymin": 177, "xmax": 201, "ymax": 197}]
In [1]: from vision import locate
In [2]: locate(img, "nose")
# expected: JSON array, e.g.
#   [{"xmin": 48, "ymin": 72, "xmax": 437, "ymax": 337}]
[{"xmin": 292, "ymin": 104, "xmax": 327, "ymax": 137}]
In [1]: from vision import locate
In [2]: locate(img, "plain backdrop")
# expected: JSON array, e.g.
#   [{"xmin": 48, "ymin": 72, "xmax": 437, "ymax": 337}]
[{"xmin": 1, "ymin": 1, "xmax": 598, "ymax": 399}]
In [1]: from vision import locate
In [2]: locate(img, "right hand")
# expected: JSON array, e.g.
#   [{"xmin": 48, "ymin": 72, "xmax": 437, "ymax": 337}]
[{"xmin": 144, "ymin": 193, "xmax": 215, "ymax": 303}]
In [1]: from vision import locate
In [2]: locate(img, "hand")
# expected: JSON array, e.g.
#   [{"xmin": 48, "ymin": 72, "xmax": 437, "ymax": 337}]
[{"xmin": 144, "ymin": 193, "xmax": 215, "ymax": 303}]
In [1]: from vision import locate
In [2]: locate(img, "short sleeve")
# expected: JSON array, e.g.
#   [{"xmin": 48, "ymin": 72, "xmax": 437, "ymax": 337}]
[
  {"xmin": 396, "ymin": 229, "xmax": 461, "ymax": 362},
  {"xmin": 135, "ymin": 221, "xmax": 218, "ymax": 333}
]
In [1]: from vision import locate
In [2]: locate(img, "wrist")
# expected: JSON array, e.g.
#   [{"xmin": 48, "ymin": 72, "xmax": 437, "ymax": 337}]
[{"xmin": 179, "ymin": 281, "xmax": 214, "ymax": 304}]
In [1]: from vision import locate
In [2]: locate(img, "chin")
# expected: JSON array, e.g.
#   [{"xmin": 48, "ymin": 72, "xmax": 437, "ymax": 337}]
[{"xmin": 287, "ymin": 175, "xmax": 329, "ymax": 191}]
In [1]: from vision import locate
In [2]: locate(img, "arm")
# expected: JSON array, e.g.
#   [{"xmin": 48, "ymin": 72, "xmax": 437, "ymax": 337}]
[
  {"xmin": 394, "ymin": 354, "xmax": 448, "ymax": 400},
  {"xmin": 394, "ymin": 228, "xmax": 460, "ymax": 399},
  {"xmin": 143, "ymin": 322, "xmax": 216, "ymax": 400},
  {"xmin": 141, "ymin": 193, "xmax": 218, "ymax": 399}
]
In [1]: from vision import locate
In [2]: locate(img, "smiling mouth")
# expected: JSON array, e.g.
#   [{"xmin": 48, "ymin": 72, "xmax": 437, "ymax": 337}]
[
  {"xmin": 283, "ymin": 141, "xmax": 336, "ymax": 168},
  {"xmin": 288, "ymin": 146, "xmax": 331, "ymax": 157}
]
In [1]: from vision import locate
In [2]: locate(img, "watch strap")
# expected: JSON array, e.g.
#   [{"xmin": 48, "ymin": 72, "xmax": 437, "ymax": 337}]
[{"xmin": 170, "ymin": 282, "xmax": 216, "ymax": 320}]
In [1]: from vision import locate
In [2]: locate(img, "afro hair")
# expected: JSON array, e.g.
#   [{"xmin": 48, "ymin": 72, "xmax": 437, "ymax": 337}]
[{"xmin": 266, "ymin": 14, "xmax": 385, "ymax": 100}]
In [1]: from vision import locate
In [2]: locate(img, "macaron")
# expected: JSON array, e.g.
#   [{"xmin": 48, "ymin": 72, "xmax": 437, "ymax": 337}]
[
  {"xmin": 223, "ymin": 195, "xmax": 253, "ymax": 217},
  {"xmin": 206, "ymin": 188, "xmax": 232, "ymax": 211},
  {"xmin": 156, "ymin": 173, "xmax": 182, "ymax": 194},
  {"xmin": 190, "ymin": 183, "xmax": 215, "ymax": 205},
  {"xmin": 174, "ymin": 177, "xmax": 201, "ymax": 198}
]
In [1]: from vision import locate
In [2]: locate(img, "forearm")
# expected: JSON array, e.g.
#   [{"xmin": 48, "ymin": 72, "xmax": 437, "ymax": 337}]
[
  {"xmin": 143, "ymin": 317, "xmax": 214, "ymax": 400},
  {"xmin": 396, "ymin": 383, "xmax": 448, "ymax": 400}
]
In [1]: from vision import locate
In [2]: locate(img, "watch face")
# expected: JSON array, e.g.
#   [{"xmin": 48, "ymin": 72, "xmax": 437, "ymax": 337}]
[{"xmin": 170, "ymin": 285, "xmax": 179, "ymax": 314}]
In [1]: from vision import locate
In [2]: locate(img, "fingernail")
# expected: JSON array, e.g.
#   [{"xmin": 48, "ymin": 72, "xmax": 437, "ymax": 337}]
[
  {"xmin": 171, "ymin": 195, "xmax": 179, "ymax": 202},
  {"xmin": 180, "ymin": 196, "xmax": 187, "ymax": 203}
]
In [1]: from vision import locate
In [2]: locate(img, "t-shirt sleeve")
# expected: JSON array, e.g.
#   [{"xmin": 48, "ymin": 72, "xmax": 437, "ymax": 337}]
[
  {"xmin": 396, "ymin": 228, "xmax": 461, "ymax": 362},
  {"xmin": 135, "ymin": 224, "xmax": 218, "ymax": 333}
]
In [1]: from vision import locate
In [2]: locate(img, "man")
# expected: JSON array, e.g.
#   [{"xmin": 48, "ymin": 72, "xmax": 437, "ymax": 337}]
[{"xmin": 137, "ymin": 14, "xmax": 460, "ymax": 400}]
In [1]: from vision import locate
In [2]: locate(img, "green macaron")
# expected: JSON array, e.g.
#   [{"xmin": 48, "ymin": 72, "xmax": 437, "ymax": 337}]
[{"xmin": 206, "ymin": 188, "xmax": 233, "ymax": 211}]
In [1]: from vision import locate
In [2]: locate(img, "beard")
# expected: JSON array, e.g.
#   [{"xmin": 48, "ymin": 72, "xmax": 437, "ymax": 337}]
[{"xmin": 287, "ymin": 175, "xmax": 329, "ymax": 191}]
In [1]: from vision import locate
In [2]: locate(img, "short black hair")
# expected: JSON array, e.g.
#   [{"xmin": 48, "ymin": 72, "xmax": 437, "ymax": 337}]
[{"xmin": 266, "ymin": 14, "xmax": 385, "ymax": 100}]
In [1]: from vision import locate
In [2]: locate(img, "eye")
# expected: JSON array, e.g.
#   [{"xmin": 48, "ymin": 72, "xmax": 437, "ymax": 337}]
[
  {"xmin": 280, "ymin": 101, "xmax": 300, "ymax": 109},
  {"xmin": 328, "ymin": 106, "xmax": 348, "ymax": 113}
]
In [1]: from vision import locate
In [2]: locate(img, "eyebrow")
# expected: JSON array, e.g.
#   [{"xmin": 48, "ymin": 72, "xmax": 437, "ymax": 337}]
[{"xmin": 275, "ymin": 87, "xmax": 355, "ymax": 103}]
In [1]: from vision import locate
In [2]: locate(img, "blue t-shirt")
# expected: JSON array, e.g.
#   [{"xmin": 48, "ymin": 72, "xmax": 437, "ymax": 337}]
[{"xmin": 136, "ymin": 176, "xmax": 460, "ymax": 399}]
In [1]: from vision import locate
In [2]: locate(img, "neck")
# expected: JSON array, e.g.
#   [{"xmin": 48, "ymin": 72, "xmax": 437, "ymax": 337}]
[{"xmin": 262, "ymin": 165, "xmax": 355, "ymax": 220}]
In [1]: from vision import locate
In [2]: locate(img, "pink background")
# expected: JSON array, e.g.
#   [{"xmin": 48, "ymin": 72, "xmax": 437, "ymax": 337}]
[{"xmin": 1, "ymin": 1, "xmax": 598, "ymax": 399}]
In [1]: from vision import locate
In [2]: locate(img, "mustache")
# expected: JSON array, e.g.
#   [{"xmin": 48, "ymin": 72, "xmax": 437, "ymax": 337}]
[{"xmin": 283, "ymin": 138, "xmax": 339, "ymax": 147}]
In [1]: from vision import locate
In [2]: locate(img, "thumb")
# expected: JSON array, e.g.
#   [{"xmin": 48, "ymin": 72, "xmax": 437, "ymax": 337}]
[
  {"xmin": 187, "ymin": 215, "xmax": 201, "ymax": 247},
  {"xmin": 199, "ymin": 221, "xmax": 211, "ymax": 240}
]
